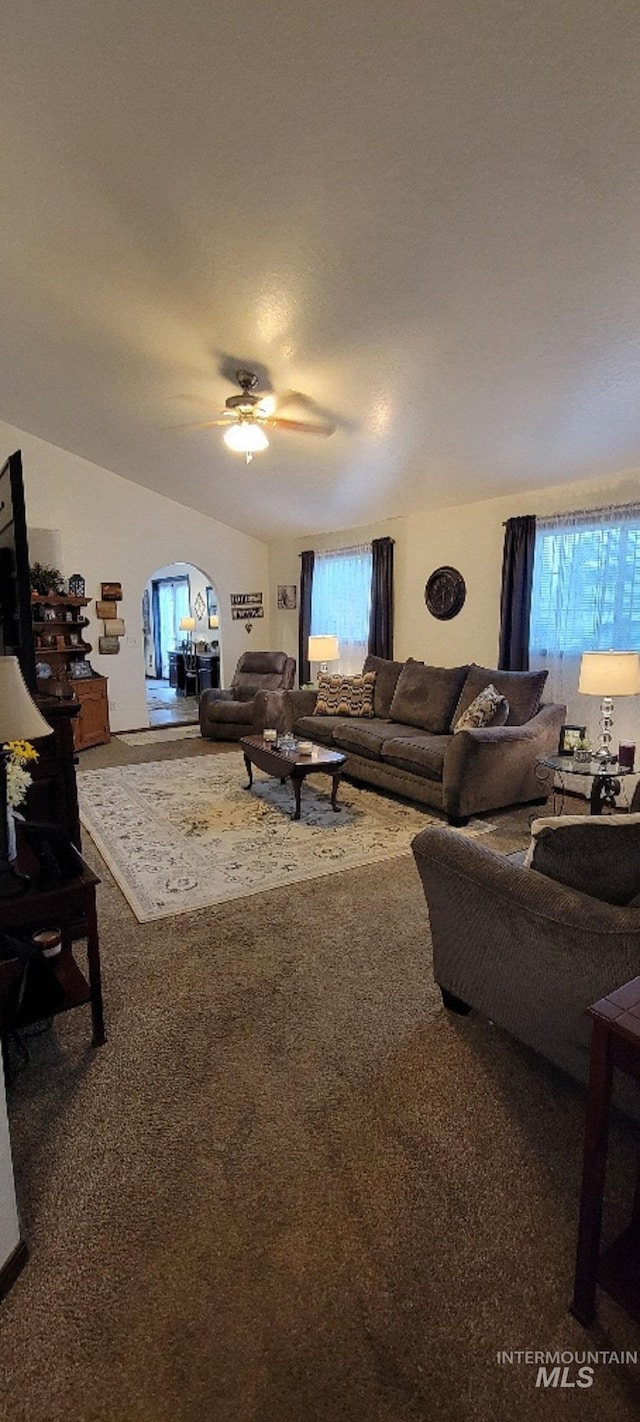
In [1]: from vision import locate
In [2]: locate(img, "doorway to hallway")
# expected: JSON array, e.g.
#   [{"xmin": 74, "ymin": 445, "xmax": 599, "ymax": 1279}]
[{"xmin": 142, "ymin": 563, "xmax": 221, "ymax": 727}]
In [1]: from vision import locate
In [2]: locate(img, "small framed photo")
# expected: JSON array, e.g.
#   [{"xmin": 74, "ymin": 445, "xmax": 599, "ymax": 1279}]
[
  {"xmin": 277, "ymin": 584, "xmax": 297, "ymax": 610},
  {"xmin": 65, "ymin": 610, "xmax": 75, "ymax": 622},
  {"xmin": 69, "ymin": 633, "xmax": 80, "ymax": 646},
  {"xmin": 559, "ymin": 723, "xmax": 587, "ymax": 755},
  {"xmin": 43, "ymin": 606, "xmax": 57, "ymax": 621}
]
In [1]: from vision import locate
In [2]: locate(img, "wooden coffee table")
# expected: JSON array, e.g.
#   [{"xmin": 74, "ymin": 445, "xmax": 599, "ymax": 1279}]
[{"xmin": 240, "ymin": 735, "xmax": 347, "ymax": 821}]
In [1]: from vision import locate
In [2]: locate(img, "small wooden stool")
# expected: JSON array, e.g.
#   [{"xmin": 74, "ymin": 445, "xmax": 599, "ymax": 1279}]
[{"xmin": 571, "ymin": 976, "xmax": 640, "ymax": 1325}]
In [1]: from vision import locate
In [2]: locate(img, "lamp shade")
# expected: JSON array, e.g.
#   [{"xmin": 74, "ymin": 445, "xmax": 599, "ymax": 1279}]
[
  {"xmin": 223, "ymin": 423, "xmax": 269, "ymax": 454},
  {"xmin": 578, "ymin": 652, "xmax": 640, "ymax": 696},
  {"xmin": 209, "ymin": 615, "xmax": 219, "ymax": 630},
  {"xmin": 179, "ymin": 617, "xmax": 196, "ymax": 632},
  {"xmin": 308, "ymin": 635, "xmax": 340, "ymax": 663},
  {"xmin": 0, "ymin": 657, "xmax": 52, "ymax": 741}
]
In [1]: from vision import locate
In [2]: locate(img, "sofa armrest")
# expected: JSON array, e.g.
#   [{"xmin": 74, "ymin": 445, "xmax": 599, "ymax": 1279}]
[
  {"xmin": 442, "ymin": 703, "xmax": 566, "ymax": 817},
  {"xmin": 274, "ymin": 688, "xmax": 318, "ymax": 732},
  {"xmin": 200, "ymin": 688, "xmax": 233, "ymax": 706},
  {"xmin": 250, "ymin": 689, "xmax": 290, "ymax": 733},
  {"xmin": 412, "ymin": 826, "xmax": 634, "ymax": 934}
]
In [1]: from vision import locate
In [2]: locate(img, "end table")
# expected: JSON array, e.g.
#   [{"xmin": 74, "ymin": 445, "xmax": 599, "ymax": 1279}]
[
  {"xmin": 571, "ymin": 977, "xmax": 640, "ymax": 1325},
  {"xmin": 0, "ymin": 854, "xmax": 105, "ymax": 1050}
]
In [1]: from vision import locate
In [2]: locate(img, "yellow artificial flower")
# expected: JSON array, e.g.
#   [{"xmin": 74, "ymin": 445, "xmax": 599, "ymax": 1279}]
[{"xmin": 3, "ymin": 740, "xmax": 39, "ymax": 764}]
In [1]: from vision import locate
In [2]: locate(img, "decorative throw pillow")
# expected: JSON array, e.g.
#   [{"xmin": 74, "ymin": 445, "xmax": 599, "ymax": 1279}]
[
  {"xmin": 453, "ymin": 684, "xmax": 509, "ymax": 733},
  {"xmin": 363, "ymin": 653, "xmax": 411, "ymax": 719},
  {"xmin": 452, "ymin": 663, "xmax": 548, "ymax": 727},
  {"xmin": 388, "ymin": 662, "xmax": 469, "ymax": 734},
  {"xmin": 313, "ymin": 672, "xmax": 376, "ymax": 718},
  {"xmin": 524, "ymin": 813, "xmax": 640, "ymax": 905}
]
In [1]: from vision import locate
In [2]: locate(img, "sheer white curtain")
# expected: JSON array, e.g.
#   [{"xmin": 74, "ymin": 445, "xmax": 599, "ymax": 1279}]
[
  {"xmin": 530, "ymin": 504, "xmax": 640, "ymax": 744},
  {"xmin": 311, "ymin": 545, "xmax": 372, "ymax": 675},
  {"xmin": 157, "ymin": 578, "xmax": 190, "ymax": 677}
]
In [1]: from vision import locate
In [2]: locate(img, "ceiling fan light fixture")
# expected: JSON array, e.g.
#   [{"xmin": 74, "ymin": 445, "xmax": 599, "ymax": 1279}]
[{"xmin": 223, "ymin": 423, "xmax": 269, "ymax": 457}]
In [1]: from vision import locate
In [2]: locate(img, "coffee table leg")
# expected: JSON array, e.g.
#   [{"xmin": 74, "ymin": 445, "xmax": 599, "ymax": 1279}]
[
  {"xmin": 292, "ymin": 775, "xmax": 302, "ymax": 820},
  {"xmin": 331, "ymin": 773, "xmax": 342, "ymax": 813},
  {"xmin": 243, "ymin": 754, "xmax": 253, "ymax": 790}
]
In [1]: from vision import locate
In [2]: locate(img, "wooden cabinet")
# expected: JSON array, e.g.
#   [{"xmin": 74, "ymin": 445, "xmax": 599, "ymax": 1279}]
[
  {"xmin": 31, "ymin": 591, "xmax": 110, "ymax": 752},
  {"xmin": 72, "ymin": 677, "xmax": 110, "ymax": 751}
]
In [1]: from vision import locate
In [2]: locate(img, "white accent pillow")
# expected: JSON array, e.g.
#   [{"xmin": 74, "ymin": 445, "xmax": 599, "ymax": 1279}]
[{"xmin": 453, "ymin": 683, "xmax": 508, "ymax": 733}]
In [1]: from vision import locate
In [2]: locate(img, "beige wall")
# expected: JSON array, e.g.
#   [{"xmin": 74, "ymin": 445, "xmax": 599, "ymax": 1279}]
[
  {"xmin": 0, "ymin": 419, "xmax": 269, "ymax": 731},
  {"xmin": 269, "ymin": 466, "xmax": 640, "ymax": 672}
]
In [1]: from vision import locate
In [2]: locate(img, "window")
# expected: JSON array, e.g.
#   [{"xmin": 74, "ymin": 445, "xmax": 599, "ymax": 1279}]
[
  {"xmin": 530, "ymin": 507, "xmax": 640, "ymax": 656},
  {"xmin": 529, "ymin": 504, "xmax": 640, "ymax": 737},
  {"xmin": 311, "ymin": 545, "xmax": 372, "ymax": 675}
]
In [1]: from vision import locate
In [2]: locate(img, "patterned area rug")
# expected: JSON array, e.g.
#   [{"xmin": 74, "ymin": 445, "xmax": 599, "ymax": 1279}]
[
  {"xmin": 117, "ymin": 726, "xmax": 201, "ymax": 746},
  {"xmin": 79, "ymin": 753, "xmax": 495, "ymax": 922}
]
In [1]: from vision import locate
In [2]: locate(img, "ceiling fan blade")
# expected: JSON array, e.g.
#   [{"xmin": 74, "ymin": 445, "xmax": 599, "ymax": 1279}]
[
  {"xmin": 172, "ymin": 417, "xmax": 236, "ymax": 431},
  {"xmin": 265, "ymin": 416, "xmax": 336, "ymax": 437}
]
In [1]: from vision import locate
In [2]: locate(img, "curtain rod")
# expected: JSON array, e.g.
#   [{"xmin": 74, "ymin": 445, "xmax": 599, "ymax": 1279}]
[{"xmin": 503, "ymin": 499, "xmax": 640, "ymax": 526}]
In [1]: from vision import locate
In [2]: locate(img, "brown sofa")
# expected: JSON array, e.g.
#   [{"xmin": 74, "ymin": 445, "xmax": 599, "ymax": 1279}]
[
  {"xmin": 199, "ymin": 651, "xmax": 296, "ymax": 741},
  {"xmin": 278, "ymin": 655, "xmax": 565, "ymax": 823}
]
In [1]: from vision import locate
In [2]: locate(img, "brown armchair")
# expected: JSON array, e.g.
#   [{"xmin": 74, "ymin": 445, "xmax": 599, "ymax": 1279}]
[{"xmin": 199, "ymin": 651, "xmax": 296, "ymax": 741}]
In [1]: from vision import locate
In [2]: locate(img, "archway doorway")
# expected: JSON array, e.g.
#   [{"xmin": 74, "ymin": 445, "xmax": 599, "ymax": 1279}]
[{"xmin": 142, "ymin": 563, "xmax": 220, "ymax": 727}]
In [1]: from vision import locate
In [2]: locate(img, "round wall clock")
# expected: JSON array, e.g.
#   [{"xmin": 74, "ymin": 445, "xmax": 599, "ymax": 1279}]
[{"xmin": 425, "ymin": 566, "xmax": 466, "ymax": 621}]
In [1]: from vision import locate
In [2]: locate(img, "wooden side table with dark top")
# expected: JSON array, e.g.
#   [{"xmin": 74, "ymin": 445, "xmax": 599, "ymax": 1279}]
[
  {"xmin": 571, "ymin": 976, "xmax": 640, "ymax": 1325},
  {"xmin": 0, "ymin": 853, "xmax": 105, "ymax": 1050}
]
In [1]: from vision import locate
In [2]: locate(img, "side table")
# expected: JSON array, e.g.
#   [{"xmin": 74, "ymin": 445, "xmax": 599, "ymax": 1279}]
[
  {"xmin": 0, "ymin": 854, "xmax": 105, "ymax": 1049},
  {"xmin": 571, "ymin": 976, "xmax": 640, "ymax": 1325},
  {"xmin": 536, "ymin": 754, "xmax": 634, "ymax": 816}
]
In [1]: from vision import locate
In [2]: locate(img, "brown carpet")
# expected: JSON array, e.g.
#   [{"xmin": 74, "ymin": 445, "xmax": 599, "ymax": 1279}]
[{"xmin": 1, "ymin": 739, "xmax": 639, "ymax": 1421}]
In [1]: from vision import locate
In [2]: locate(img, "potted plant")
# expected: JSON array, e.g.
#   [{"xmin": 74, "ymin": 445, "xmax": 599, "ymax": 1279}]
[
  {"xmin": 573, "ymin": 736, "xmax": 593, "ymax": 763},
  {"xmin": 29, "ymin": 563, "xmax": 64, "ymax": 596}
]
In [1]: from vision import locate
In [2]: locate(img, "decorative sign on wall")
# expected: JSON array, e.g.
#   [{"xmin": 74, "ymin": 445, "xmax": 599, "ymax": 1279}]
[
  {"xmin": 101, "ymin": 581, "xmax": 122, "ymax": 601},
  {"xmin": 193, "ymin": 591, "xmax": 206, "ymax": 621},
  {"xmin": 277, "ymin": 585, "xmax": 297, "ymax": 610},
  {"xmin": 230, "ymin": 591, "xmax": 264, "ymax": 622},
  {"xmin": 231, "ymin": 606, "xmax": 264, "ymax": 621}
]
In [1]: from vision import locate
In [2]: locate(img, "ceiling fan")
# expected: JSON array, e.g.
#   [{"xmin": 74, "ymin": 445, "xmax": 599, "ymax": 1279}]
[{"xmin": 176, "ymin": 369, "xmax": 336, "ymax": 463}]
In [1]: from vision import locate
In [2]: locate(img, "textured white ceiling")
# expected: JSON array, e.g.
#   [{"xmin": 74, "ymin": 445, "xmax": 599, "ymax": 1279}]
[{"xmin": 1, "ymin": 0, "xmax": 640, "ymax": 539}]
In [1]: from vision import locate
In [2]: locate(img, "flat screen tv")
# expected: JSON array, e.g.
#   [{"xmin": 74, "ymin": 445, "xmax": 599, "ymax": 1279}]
[{"xmin": 0, "ymin": 450, "xmax": 36, "ymax": 691}]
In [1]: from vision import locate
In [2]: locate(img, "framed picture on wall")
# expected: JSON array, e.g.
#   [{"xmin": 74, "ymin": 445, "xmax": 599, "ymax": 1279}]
[{"xmin": 277, "ymin": 584, "xmax": 297, "ymax": 610}]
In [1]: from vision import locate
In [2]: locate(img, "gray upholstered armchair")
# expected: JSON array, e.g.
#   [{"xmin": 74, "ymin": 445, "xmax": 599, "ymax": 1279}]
[
  {"xmin": 411, "ymin": 823, "xmax": 640, "ymax": 1118},
  {"xmin": 199, "ymin": 651, "xmax": 296, "ymax": 741}
]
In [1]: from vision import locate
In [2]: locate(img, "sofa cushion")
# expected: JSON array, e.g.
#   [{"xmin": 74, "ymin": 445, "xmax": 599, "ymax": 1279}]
[
  {"xmin": 332, "ymin": 719, "xmax": 426, "ymax": 760},
  {"xmin": 389, "ymin": 662, "xmax": 469, "ymax": 733},
  {"xmin": 314, "ymin": 672, "xmax": 376, "ymax": 718},
  {"xmin": 453, "ymin": 684, "xmax": 509, "ymax": 733},
  {"xmin": 363, "ymin": 654, "xmax": 409, "ymax": 719},
  {"xmin": 524, "ymin": 813, "xmax": 640, "ymax": 904},
  {"xmin": 382, "ymin": 734, "xmax": 451, "ymax": 782},
  {"xmin": 293, "ymin": 713, "xmax": 340, "ymax": 745},
  {"xmin": 452, "ymin": 664, "xmax": 548, "ymax": 728}
]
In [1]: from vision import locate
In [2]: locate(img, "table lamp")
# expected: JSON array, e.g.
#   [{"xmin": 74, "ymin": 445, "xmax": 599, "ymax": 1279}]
[
  {"xmin": 308, "ymin": 635, "xmax": 340, "ymax": 682},
  {"xmin": 179, "ymin": 616, "xmax": 196, "ymax": 652},
  {"xmin": 208, "ymin": 615, "xmax": 219, "ymax": 631},
  {"xmin": 0, "ymin": 657, "xmax": 53, "ymax": 896},
  {"xmin": 578, "ymin": 651, "xmax": 640, "ymax": 761}
]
